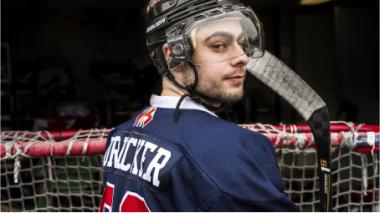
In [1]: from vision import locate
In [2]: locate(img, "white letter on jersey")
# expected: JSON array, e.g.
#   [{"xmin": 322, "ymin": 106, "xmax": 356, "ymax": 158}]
[
  {"xmin": 103, "ymin": 140, "xmax": 112, "ymax": 167},
  {"xmin": 131, "ymin": 139, "xmax": 146, "ymax": 175},
  {"xmin": 119, "ymin": 137, "xmax": 137, "ymax": 172},
  {"xmin": 138, "ymin": 142, "xmax": 158, "ymax": 177},
  {"xmin": 106, "ymin": 136, "xmax": 121, "ymax": 168},
  {"xmin": 142, "ymin": 148, "xmax": 171, "ymax": 187}
]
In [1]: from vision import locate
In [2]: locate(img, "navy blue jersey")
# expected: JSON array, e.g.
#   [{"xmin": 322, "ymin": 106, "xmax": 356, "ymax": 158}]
[{"xmin": 100, "ymin": 95, "xmax": 299, "ymax": 211}]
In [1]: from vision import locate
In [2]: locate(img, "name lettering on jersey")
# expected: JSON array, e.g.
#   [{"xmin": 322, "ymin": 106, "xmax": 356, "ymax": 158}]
[
  {"xmin": 133, "ymin": 107, "xmax": 156, "ymax": 128},
  {"xmin": 103, "ymin": 135, "xmax": 171, "ymax": 187}
]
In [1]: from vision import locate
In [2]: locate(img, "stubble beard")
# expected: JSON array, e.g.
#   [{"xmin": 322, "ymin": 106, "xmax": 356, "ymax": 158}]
[
  {"xmin": 183, "ymin": 69, "xmax": 244, "ymax": 104},
  {"xmin": 198, "ymin": 79, "xmax": 244, "ymax": 104}
]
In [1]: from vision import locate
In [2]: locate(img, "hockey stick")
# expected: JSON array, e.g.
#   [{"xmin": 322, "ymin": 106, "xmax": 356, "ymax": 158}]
[{"xmin": 247, "ymin": 51, "xmax": 332, "ymax": 211}]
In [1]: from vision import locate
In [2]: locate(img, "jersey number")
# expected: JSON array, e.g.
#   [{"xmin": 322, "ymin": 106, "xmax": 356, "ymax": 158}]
[{"xmin": 99, "ymin": 182, "xmax": 150, "ymax": 212}]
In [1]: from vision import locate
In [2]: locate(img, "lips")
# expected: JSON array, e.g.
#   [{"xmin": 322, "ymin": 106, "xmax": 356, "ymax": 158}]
[{"xmin": 225, "ymin": 73, "xmax": 245, "ymax": 85}]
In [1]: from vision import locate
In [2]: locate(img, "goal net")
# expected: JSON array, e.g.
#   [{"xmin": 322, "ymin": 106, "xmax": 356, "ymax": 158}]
[
  {"xmin": 1, "ymin": 129, "xmax": 107, "ymax": 212},
  {"xmin": 1, "ymin": 122, "xmax": 379, "ymax": 211}
]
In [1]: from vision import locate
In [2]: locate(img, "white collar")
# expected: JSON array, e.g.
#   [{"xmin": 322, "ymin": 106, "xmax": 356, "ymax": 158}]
[{"xmin": 150, "ymin": 94, "xmax": 218, "ymax": 117}]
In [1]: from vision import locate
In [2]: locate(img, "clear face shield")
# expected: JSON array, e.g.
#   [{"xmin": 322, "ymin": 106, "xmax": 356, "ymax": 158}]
[{"xmin": 165, "ymin": 6, "xmax": 264, "ymax": 69}]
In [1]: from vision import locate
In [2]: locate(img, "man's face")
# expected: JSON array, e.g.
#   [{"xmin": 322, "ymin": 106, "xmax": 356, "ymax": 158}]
[{"xmin": 185, "ymin": 18, "xmax": 249, "ymax": 105}]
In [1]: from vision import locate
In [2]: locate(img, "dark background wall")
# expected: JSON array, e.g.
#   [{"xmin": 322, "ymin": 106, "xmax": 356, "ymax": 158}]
[{"xmin": 1, "ymin": 0, "xmax": 379, "ymax": 130}]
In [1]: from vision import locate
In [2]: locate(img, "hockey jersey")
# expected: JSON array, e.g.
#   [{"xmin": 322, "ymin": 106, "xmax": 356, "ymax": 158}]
[{"xmin": 100, "ymin": 95, "xmax": 299, "ymax": 211}]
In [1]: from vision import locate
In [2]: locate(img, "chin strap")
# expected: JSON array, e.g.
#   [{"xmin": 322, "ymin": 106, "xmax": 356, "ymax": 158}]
[
  {"xmin": 164, "ymin": 63, "xmax": 224, "ymax": 122},
  {"xmin": 174, "ymin": 93, "xmax": 189, "ymax": 122}
]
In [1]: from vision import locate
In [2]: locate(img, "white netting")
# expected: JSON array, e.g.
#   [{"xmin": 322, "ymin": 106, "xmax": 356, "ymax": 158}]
[
  {"xmin": 278, "ymin": 147, "xmax": 379, "ymax": 212},
  {"xmin": 0, "ymin": 123, "xmax": 379, "ymax": 211},
  {"xmin": 1, "ymin": 129, "xmax": 109, "ymax": 211},
  {"xmin": 1, "ymin": 156, "xmax": 103, "ymax": 211}
]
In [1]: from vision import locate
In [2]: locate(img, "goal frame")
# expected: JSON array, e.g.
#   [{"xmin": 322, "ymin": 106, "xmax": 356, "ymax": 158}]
[{"xmin": 1, "ymin": 122, "xmax": 379, "ymax": 211}]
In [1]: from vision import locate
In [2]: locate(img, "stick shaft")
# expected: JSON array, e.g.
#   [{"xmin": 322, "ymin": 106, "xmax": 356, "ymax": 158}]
[{"xmin": 247, "ymin": 51, "xmax": 332, "ymax": 211}]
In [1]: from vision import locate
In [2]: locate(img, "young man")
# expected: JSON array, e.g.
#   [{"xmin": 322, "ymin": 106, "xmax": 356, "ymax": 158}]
[{"xmin": 100, "ymin": 0, "xmax": 299, "ymax": 211}]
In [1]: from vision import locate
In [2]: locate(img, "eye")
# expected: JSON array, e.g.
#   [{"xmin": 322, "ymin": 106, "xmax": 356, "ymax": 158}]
[
  {"xmin": 238, "ymin": 38, "xmax": 248, "ymax": 49},
  {"xmin": 206, "ymin": 36, "xmax": 229, "ymax": 53},
  {"xmin": 211, "ymin": 43, "xmax": 226, "ymax": 52}
]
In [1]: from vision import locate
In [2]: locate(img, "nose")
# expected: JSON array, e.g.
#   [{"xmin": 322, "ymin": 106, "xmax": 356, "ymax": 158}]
[
  {"xmin": 229, "ymin": 51, "xmax": 249, "ymax": 67},
  {"xmin": 229, "ymin": 42, "xmax": 249, "ymax": 67}
]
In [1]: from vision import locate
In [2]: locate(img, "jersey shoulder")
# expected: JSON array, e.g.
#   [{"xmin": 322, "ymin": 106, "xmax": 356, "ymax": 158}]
[{"xmin": 172, "ymin": 110, "xmax": 286, "ymax": 203}]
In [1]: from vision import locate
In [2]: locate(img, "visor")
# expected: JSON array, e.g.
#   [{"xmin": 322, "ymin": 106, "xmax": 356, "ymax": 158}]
[{"xmin": 165, "ymin": 5, "xmax": 264, "ymax": 69}]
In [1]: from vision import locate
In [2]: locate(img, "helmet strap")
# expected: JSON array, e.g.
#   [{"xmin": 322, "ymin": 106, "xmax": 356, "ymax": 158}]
[{"xmin": 164, "ymin": 63, "xmax": 224, "ymax": 122}]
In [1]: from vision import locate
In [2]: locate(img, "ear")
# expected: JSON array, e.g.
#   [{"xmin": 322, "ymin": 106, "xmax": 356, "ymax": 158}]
[
  {"xmin": 162, "ymin": 43, "xmax": 184, "ymax": 71},
  {"xmin": 162, "ymin": 43, "xmax": 172, "ymax": 62}
]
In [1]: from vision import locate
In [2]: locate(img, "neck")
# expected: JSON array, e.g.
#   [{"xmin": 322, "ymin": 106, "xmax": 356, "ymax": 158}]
[
  {"xmin": 161, "ymin": 77, "xmax": 186, "ymax": 96},
  {"xmin": 161, "ymin": 77, "xmax": 222, "ymax": 108}
]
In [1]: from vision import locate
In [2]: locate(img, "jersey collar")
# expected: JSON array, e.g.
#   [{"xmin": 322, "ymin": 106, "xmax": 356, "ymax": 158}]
[{"xmin": 150, "ymin": 94, "xmax": 218, "ymax": 117}]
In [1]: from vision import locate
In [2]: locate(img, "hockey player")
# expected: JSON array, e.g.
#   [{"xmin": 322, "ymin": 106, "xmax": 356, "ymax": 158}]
[{"xmin": 100, "ymin": 0, "xmax": 299, "ymax": 211}]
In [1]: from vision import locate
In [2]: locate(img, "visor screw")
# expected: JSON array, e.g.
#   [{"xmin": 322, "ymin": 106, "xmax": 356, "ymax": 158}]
[
  {"xmin": 223, "ymin": 4, "xmax": 232, "ymax": 9},
  {"xmin": 172, "ymin": 43, "xmax": 184, "ymax": 55}
]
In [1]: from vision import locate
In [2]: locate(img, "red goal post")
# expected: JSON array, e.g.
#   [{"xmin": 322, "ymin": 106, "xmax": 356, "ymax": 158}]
[
  {"xmin": 1, "ymin": 121, "xmax": 379, "ymax": 211},
  {"xmin": 1, "ymin": 121, "xmax": 378, "ymax": 158}
]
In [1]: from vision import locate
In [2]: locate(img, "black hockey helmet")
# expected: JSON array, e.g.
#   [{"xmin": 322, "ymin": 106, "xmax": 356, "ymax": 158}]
[{"xmin": 145, "ymin": 0, "xmax": 265, "ymax": 75}]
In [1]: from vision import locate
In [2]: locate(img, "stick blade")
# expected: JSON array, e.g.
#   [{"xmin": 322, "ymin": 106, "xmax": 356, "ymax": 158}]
[{"xmin": 247, "ymin": 51, "xmax": 326, "ymax": 121}]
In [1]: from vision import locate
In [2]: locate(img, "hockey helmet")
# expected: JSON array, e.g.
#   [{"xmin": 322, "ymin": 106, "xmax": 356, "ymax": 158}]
[{"xmin": 145, "ymin": 0, "xmax": 265, "ymax": 74}]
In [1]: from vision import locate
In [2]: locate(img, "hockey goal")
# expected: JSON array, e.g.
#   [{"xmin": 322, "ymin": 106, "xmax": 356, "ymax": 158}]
[{"xmin": 1, "ymin": 122, "xmax": 379, "ymax": 211}]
